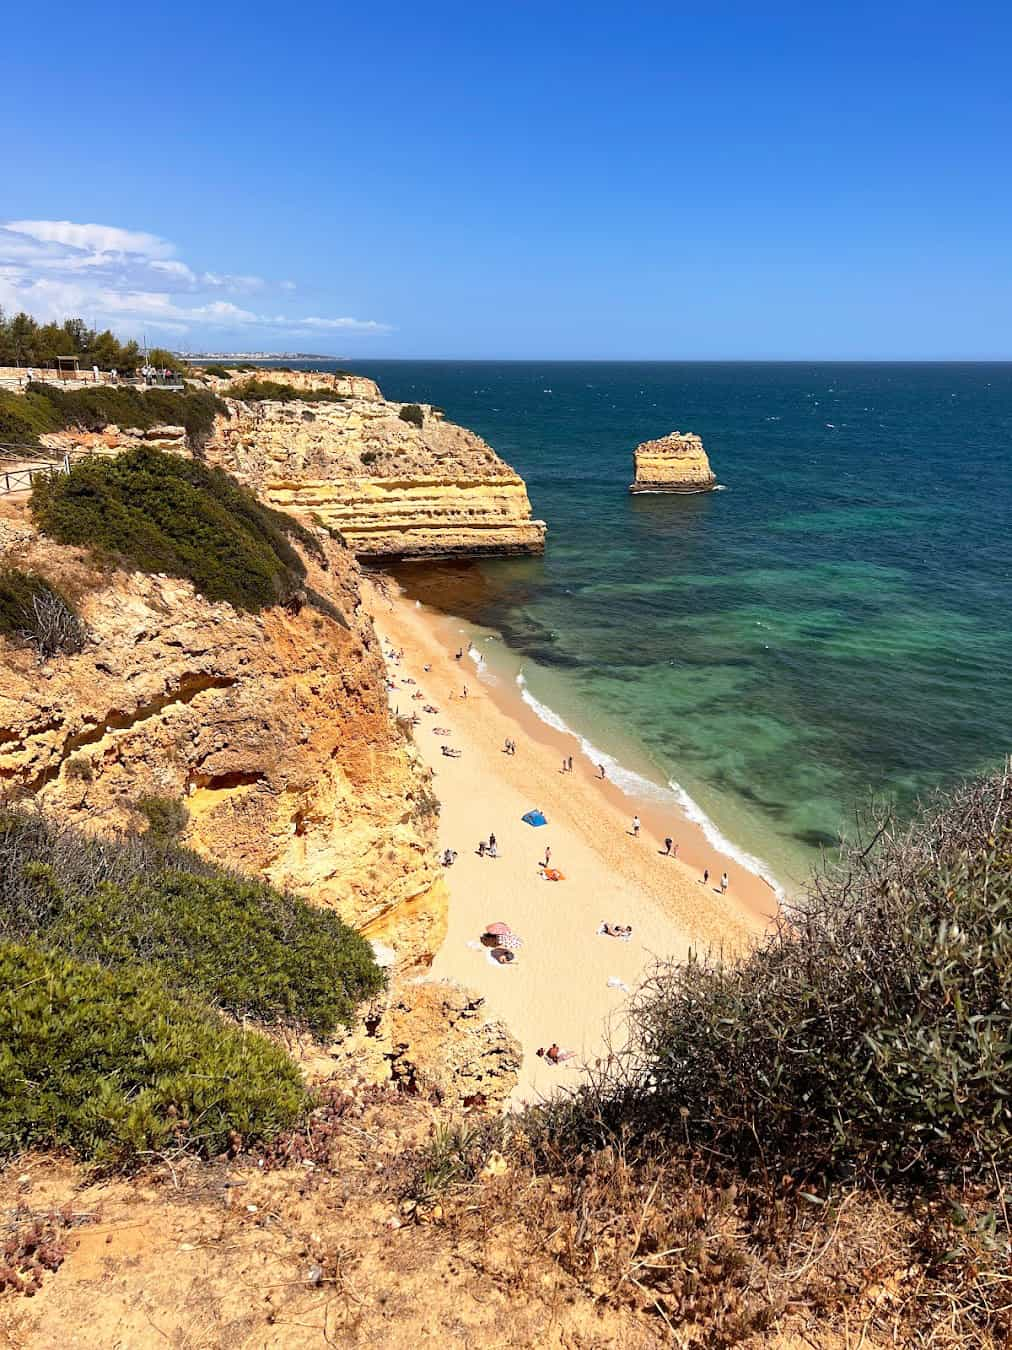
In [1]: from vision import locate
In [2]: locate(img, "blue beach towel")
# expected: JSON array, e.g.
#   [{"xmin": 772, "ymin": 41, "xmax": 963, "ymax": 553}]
[{"xmin": 522, "ymin": 810, "xmax": 548, "ymax": 827}]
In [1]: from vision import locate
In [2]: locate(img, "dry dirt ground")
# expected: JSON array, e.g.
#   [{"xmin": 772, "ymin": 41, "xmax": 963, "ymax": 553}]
[
  {"xmin": 0, "ymin": 1091, "xmax": 669, "ymax": 1350},
  {"xmin": 0, "ymin": 1082, "xmax": 930, "ymax": 1350}
]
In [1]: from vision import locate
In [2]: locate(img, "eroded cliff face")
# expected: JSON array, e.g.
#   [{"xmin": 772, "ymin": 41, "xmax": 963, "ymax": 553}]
[
  {"xmin": 630, "ymin": 431, "xmax": 717, "ymax": 493},
  {"xmin": 202, "ymin": 395, "xmax": 546, "ymax": 559},
  {"xmin": 0, "ymin": 500, "xmax": 445, "ymax": 969},
  {"xmin": 206, "ymin": 368, "xmax": 385, "ymax": 401}
]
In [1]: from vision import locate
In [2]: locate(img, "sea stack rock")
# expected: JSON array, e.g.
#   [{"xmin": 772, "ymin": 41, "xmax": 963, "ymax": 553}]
[{"xmin": 629, "ymin": 431, "xmax": 717, "ymax": 494}]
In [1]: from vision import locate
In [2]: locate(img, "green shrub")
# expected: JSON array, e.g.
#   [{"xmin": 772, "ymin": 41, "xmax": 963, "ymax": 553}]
[
  {"xmin": 31, "ymin": 447, "xmax": 321, "ymax": 612},
  {"xmin": 605, "ymin": 770, "xmax": 1012, "ymax": 1185},
  {"xmin": 23, "ymin": 381, "xmax": 224, "ymax": 451},
  {"xmin": 0, "ymin": 568, "xmax": 87, "ymax": 658},
  {"xmin": 0, "ymin": 808, "xmax": 385, "ymax": 1037},
  {"xmin": 201, "ymin": 364, "xmax": 232, "ymax": 379},
  {"xmin": 227, "ymin": 378, "xmax": 347, "ymax": 404},
  {"xmin": 0, "ymin": 389, "xmax": 61, "ymax": 445},
  {"xmin": 0, "ymin": 941, "xmax": 306, "ymax": 1167},
  {"xmin": 398, "ymin": 404, "xmax": 424, "ymax": 428},
  {"xmin": 135, "ymin": 794, "xmax": 189, "ymax": 842}
]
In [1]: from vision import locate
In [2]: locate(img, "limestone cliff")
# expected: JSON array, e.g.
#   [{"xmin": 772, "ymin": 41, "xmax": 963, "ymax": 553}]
[
  {"xmin": 207, "ymin": 368, "xmax": 384, "ymax": 402},
  {"xmin": 202, "ymin": 392, "xmax": 546, "ymax": 559},
  {"xmin": 630, "ymin": 430, "xmax": 717, "ymax": 494},
  {"xmin": 0, "ymin": 499, "xmax": 444, "ymax": 969}
]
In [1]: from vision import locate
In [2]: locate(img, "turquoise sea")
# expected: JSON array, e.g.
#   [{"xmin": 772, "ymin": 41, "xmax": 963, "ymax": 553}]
[{"xmin": 310, "ymin": 360, "xmax": 1012, "ymax": 890}]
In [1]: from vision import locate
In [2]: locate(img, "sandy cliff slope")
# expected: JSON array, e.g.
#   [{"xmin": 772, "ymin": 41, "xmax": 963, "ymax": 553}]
[{"xmin": 0, "ymin": 498, "xmax": 443, "ymax": 967}]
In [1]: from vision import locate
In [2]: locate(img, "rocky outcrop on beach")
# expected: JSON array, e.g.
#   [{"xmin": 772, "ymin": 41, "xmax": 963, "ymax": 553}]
[
  {"xmin": 630, "ymin": 430, "xmax": 717, "ymax": 494},
  {"xmin": 0, "ymin": 500, "xmax": 445, "ymax": 970},
  {"xmin": 202, "ymin": 388, "xmax": 546, "ymax": 559}
]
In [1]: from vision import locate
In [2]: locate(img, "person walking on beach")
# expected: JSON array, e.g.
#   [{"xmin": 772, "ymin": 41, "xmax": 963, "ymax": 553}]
[
  {"xmin": 598, "ymin": 764, "xmax": 606, "ymax": 779},
  {"xmin": 543, "ymin": 845, "xmax": 551, "ymax": 868},
  {"xmin": 455, "ymin": 649, "xmax": 463, "ymax": 661},
  {"xmin": 720, "ymin": 871, "xmax": 729, "ymax": 894},
  {"xmin": 489, "ymin": 832, "xmax": 497, "ymax": 854},
  {"xmin": 567, "ymin": 755, "xmax": 573, "ymax": 773},
  {"xmin": 632, "ymin": 815, "xmax": 640, "ymax": 838},
  {"xmin": 663, "ymin": 837, "xmax": 673, "ymax": 855},
  {"xmin": 701, "ymin": 868, "xmax": 709, "ymax": 886}
]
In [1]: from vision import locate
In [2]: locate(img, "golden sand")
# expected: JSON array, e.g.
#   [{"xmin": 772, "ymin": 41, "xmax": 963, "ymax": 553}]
[{"xmin": 366, "ymin": 580, "xmax": 779, "ymax": 1104}]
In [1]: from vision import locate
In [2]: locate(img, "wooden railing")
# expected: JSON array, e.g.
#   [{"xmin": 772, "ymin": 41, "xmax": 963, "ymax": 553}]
[{"xmin": 0, "ymin": 456, "xmax": 70, "ymax": 496}]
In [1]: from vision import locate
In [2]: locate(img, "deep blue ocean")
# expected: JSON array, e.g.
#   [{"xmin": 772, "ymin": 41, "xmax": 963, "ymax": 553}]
[{"xmin": 308, "ymin": 360, "xmax": 1012, "ymax": 888}]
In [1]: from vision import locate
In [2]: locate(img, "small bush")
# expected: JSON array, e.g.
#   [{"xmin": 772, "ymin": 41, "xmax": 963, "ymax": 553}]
[
  {"xmin": 0, "ymin": 941, "xmax": 306, "ymax": 1167},
  {"xmin": 135, "ymin": 794, "xmax": 189, "ymax": 842},
  {"xmin": 398, "ymin": 403, "xmax": 424, "ymax": 428},
  {"xmin": 201, "ymin": 364, "xmax": 232, "ymax": 379},
  {"xmin": 0, "ymin": 808, "xmax": 385, "ymax": 1036},
  {"xmin": 597, "ymin": 769, "xmax": 1012, "ymax": 1185},
  {"xmin": 0, "ymin": 568, "xmax": 87, "ymax": 658},
  {"xmin": 227, "ymin": 378, "xmax": 347, "ymax": 404},
  {"xmin": 32, "ymin": 447, "xmax": 320, "ymax": 613}
]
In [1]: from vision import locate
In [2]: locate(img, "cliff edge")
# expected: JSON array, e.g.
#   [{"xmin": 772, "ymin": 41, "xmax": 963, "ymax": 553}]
[
  {"xmin": 630, "ymin": 430, "xmax": 717, "ymax": 494},
  {"xmin": 202, "ymin": 388, "xmax": 547, "ymax": 559}
]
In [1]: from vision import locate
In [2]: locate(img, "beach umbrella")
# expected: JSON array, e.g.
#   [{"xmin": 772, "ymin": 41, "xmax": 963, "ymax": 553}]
[
  {"xmin": 522, "ymin": 809, "xmax": 548, "ymax": 827},
  {"xmin": 485, "ymin": 921, "xmax": 511, "ymax": 936},
  {"xmin": 499, "ymin": 932, "xmax": 523, "ymax": 951}
]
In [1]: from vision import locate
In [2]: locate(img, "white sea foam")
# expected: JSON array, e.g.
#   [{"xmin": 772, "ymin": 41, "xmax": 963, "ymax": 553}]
[
  {"xmin": 514, "ymin": 672, "xmax": 784, "ymax": 897},
  {"xmin": 467, "ymin": 643, "xmax": 487, "ymax": 673}
]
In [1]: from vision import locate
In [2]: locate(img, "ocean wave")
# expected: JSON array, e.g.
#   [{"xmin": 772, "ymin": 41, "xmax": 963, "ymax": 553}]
[
  {"xmin": 467, "ymin": 643, "xmax": 487, "ymax": 673},
  {"xmin": 515, "ymin": 672, "xmax": 784, "ymax": 897}
]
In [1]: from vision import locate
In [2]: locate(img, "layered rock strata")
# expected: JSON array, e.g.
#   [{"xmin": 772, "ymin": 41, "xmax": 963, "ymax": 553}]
[
  {"xmin": 630, "ymin": 430, "xmax": 717, "ymax": 493},
  {"xmin": 203, "ymin": 395, "xmax": 546, "ymax": 559}
]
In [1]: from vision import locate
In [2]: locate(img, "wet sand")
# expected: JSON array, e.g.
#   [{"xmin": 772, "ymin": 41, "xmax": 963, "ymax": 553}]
[{"xmin": 365, "ymin": 579, "xmax": 779, "ymax": 1104}]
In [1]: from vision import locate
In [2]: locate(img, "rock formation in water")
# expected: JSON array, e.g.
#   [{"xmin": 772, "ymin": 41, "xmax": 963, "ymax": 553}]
[
  {"xmin": 629, "ymin": 430, "xmax": 717, "ymax": 494},
  {"xmin": 202, "ymin": 389, "xmax": 547, "ymax": 559}
]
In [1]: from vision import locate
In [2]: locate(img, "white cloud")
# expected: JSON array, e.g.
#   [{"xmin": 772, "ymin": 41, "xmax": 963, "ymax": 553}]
[
  {"xmin": 7, "ymin": 220, "xmax": 175, "ymax": 259},
  {"xmin": 0, "ymin": 219, "xmax": 392, "ymax": 342}
]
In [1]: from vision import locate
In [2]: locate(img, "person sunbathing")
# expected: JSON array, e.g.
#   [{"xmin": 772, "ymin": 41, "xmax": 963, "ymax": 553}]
[
  {"xmin": 601, "ymin": 922, "xmax": 633, "ymax": 938},
  {"xmin": 537, "ymin": 1044, "xmax": 575, "ymax": 1064},
  {"xmin": 441, "ymin": 744, "xmax": 462, "ymax": 757},
  {"xmin": 490, "ymin": 947, "xmax": 515, "ymax": 965}
]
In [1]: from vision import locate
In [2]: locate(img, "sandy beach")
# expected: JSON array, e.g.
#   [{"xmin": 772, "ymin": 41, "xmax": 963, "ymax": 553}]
[{"xmin": 365, "ymin": 579, "xmax": 780, "ymax": 1104}]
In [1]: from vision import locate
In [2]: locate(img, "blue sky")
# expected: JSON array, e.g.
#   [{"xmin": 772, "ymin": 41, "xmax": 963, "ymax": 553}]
[{"xmin": 2, "ymin": 0, "xmax": 1010, "ymax": 357}]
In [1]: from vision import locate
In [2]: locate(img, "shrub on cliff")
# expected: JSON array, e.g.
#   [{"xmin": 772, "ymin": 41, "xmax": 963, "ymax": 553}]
[
  {"xmin": 31, "ymin": 447, "xmax": 322, "ymax": 613},
  {"xmin": 0, "ymin": 568, "xmax": 87, "ymax": 658},
  {"xmin": 398, "ymin": 403, "xmax": 424, "ymax": 427},
  {"xmin": 0, "ymin": 808, "xmax": 385, "ymax": 1037},
  {"xmin": 227, "ymin": 378, "xmax": 347, "ymax": 403},
  {"xmin": 201, "ymin": 363, "xmax": 232, "ymax": 378},
  {"xmin": 24, "ymin": 381, "xmax": 225, "ymax": 451},
  {"xmin": 0, "ymin": 941, "xmax": 306, "ymax": 1167},
  {"xmin": 567, "ymin": 767, "xmax": 1012, "ymax": 1186}
]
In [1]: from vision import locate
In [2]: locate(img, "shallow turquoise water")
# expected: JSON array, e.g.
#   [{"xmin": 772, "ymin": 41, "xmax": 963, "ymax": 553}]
[{"xmin": 311, "ymin": 360, "xmax": 1012, "ymax": 887}]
